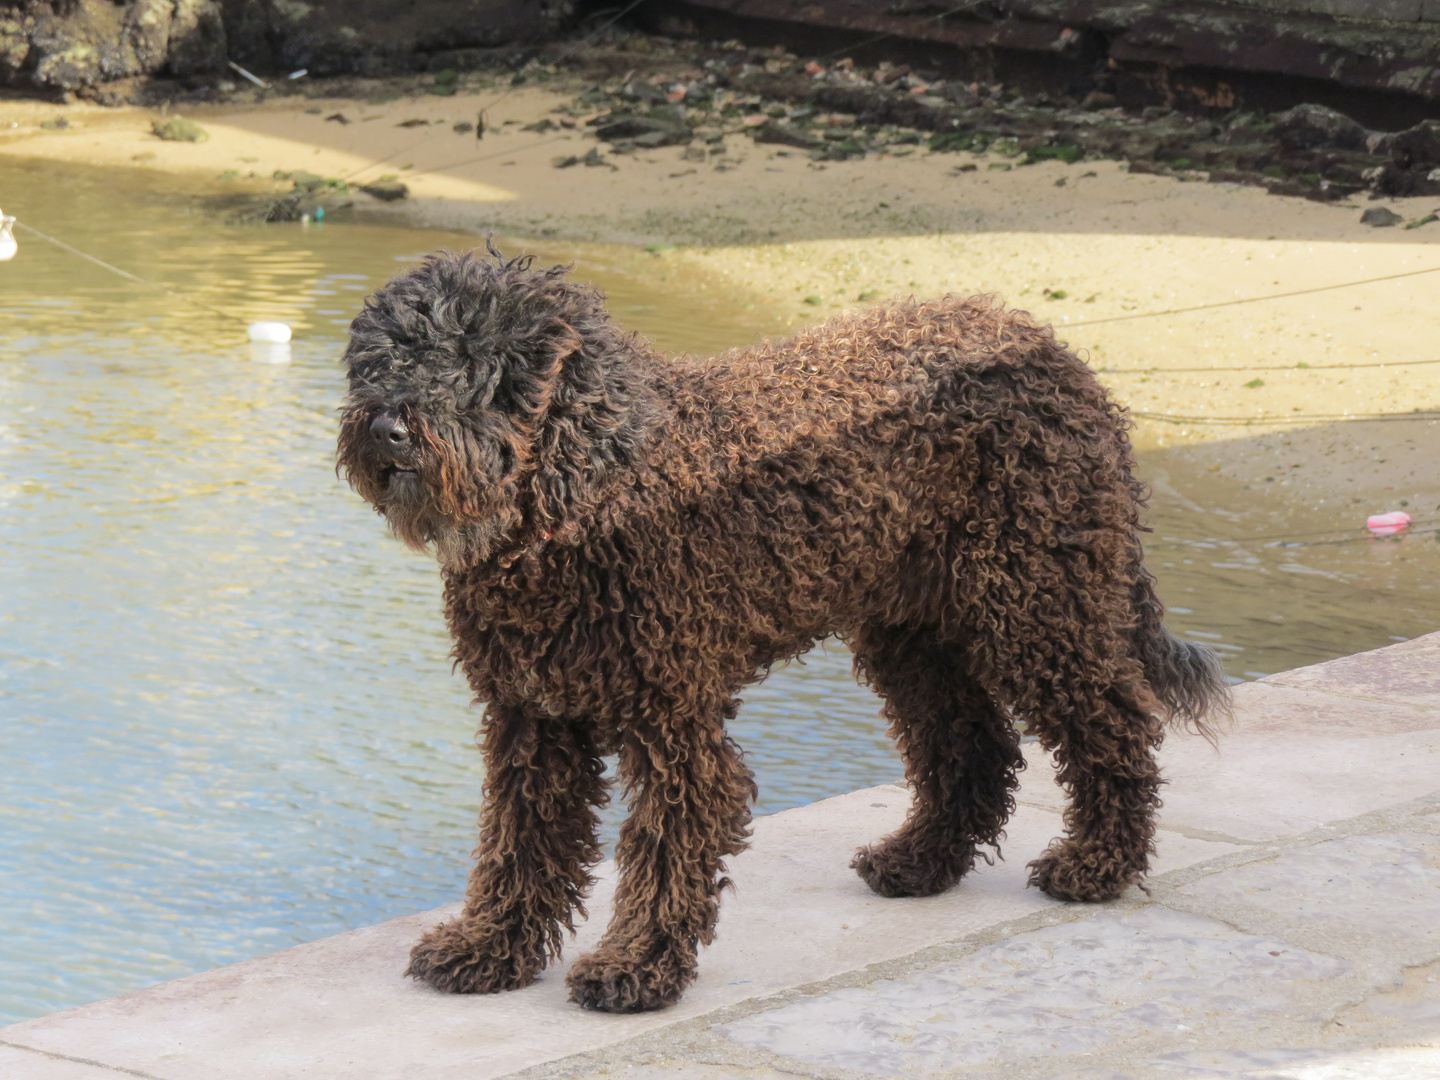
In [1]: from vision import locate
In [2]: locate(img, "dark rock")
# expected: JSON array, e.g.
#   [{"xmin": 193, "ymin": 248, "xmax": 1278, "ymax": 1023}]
[
  {"xmin": 1361, "ymin": 207, "xmax": 1403, "ymax": 227},
  {"xmin": 3, "ymin": 1, "xmax": 564, "ymax": 93},
  {"xmin": 621, "ymin": 81, "xmax": 669, "ymax": 105},
  {"xmin": 223, "ymin": 0, "xmax": 569, "ymax": 79},
  {"xmin": 1391, "ymin": 119, "xmax": 1440, "ymax": 169},
  {"xmin": 752, "ymin": 120, "xmax": 821, "ymax": 149},
  {"xmin": 360, "ymin": 179, "xmax": 408, "ymax": 201},
  {"xmin": 1272, "ymin": 104, "xmax": 1368, "ymax": 152},
  {"xmin": 1367, "ymin": 159, "xmax": 1440, "ymax": 197},
  {"xmin": 167, "ymin": 0, "xmax": 226, "ymax": 77},
  {"xmin": 3, "ymin": 0, "xmax": 226, "ymax": 91},
  {"xmin": 594, "ymin": 113, "xmax": 690, "ymax": 145}
]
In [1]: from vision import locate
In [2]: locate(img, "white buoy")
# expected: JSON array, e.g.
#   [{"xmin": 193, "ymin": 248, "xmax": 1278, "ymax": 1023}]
[
  {"xmin": 0, "ymin": 208, "xmax": 17, "ymax": 262},
  {"xmin": 247, "ymin": 321, "xmax": 292, "ymax": 343}
]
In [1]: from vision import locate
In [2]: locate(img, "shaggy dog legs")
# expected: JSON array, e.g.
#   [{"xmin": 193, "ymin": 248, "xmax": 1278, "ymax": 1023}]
[
  {"xmin": 566, "ymin": 703, "xmax": 756, "ymax": 1013},
  {"xmin": 407, "ymin": 704, "xmax": 607, "ymax": 994},
  {"xmin": 849, "ymin": 625, "xmax": 1024, "ymax": 898},
  {"xmin": 1022, "ymin": 664, "xmax": 1165, "ymax": 902}
]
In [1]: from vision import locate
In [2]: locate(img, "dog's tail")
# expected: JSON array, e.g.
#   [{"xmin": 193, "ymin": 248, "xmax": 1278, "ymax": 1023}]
[{"xmin": 1131, "ymin": 569, "xmax": 1231, "ymax": 738}]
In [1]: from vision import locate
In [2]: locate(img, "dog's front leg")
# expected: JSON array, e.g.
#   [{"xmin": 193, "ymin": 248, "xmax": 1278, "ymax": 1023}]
[
  {"xmin": 566, "ymin": 707, "xmax": 755, "ymax": 1012},
  {"xmin": 407, "ymin": 703, "xmax": 607, "ymax": 994}
]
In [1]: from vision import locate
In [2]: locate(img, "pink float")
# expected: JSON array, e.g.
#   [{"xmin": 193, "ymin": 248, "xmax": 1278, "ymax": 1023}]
[{"xmin": 1366, "ymin": 511, "xmax": 1412, "ymax": 536}]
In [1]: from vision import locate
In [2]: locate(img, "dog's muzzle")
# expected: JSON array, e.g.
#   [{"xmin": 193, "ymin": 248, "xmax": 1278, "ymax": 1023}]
[{"xmin": 371, "ymin": 412, "xmax": 413, "ymax": 462}]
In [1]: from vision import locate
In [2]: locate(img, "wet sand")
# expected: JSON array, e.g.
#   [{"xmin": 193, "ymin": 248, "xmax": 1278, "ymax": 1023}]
[{"xmin": 4, "ymin": 88, "xmax": 1439, "ymax": 511}]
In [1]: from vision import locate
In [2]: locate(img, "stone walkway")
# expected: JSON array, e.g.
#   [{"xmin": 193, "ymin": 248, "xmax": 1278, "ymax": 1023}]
[{"xmin": 3, "ymin": 634, "xmax": 1438, "ymax": 1080}]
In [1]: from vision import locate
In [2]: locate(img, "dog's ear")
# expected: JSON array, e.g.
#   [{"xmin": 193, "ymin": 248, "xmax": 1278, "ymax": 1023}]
[{"xmin": 524, "ymin": 325, "xmax": 583, "ymax": 423}]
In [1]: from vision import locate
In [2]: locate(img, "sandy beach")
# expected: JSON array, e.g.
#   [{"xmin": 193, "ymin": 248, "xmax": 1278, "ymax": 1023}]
[{"xmin": 4, "ymin": 84, "xmax": 1439, "ymax": 511}]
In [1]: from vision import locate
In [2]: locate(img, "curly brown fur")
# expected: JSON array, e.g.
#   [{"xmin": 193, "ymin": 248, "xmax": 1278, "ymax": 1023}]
[{"xmin": 337, "ymin": 245, "xmax": 1230, "ymax": 1013}]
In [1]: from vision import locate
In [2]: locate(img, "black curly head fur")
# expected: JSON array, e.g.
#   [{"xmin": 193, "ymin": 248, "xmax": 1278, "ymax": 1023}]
[{"xmin": 337, "ymin": 245, "xmax": 656, "ymax": 563}]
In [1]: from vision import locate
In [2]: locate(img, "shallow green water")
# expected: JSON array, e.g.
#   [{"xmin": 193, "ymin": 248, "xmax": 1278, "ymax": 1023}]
[{"xmin": 1, "ymin": 159, "xmax": 1436, "ymax": 1024}]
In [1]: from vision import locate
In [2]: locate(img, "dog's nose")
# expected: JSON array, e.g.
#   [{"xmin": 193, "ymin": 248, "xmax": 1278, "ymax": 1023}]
[{"xmin": 370, "ymin": 413, "xmax": 410, "ymax": 452}]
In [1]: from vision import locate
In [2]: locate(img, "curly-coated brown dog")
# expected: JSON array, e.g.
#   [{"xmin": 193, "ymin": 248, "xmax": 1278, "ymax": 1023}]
[{"xmin": 337, "ymin": 246, "xmax": 1228, "ymax": 1014}]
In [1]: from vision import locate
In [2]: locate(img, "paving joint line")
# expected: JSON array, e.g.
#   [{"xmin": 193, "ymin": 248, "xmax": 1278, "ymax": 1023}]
[{"xmin": 0, "ymin": 1037, "xmax": 170, "ymax": 1080}]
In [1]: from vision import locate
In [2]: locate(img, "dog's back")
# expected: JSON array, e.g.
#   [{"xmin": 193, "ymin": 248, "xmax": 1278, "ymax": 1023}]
[{"xmin": 639, "ymin": 295, "xmax": 1150, "ymax": 659}]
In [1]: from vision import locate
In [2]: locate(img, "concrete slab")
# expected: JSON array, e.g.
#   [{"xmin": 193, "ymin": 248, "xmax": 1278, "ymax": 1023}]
[
  {"xmin": 0, "ymin": 1044, "xmax": 133, "ymax": 1079},
  {"xmin": 1181, "ymin": 829, "xmax": 1440, "ymax": 963},
  {"xmin": 4, "ymin": 632, "xmax": 1440, "ymax": 1080},
  {"xmin": 1262, "ymin": 635, "xmax": 1440, "ymax": 710},
  {"xmin": 0, "ymin": 794, "xmax": 1141, "ymax": 1080},
  {"xmin": 517, "ymin": 1045, "xmax": 1440, "ymax": 1080},
  {"xmin": 717, "ymin": 906, "xmax": 1351, "ymax": 1075},
  {"xmin": 1021, "ymin": 681, "xmax": 1440, "ymax": 844},
  {"xmin": 1099, "ymin": 1046, "xmax": 1440, "ymax": 1079}
]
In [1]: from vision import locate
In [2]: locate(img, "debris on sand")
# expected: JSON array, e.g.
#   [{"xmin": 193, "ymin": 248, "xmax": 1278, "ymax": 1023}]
[
  {"xmin": 1360, "ymin": 207, "xmax": 1403, "ymax": 227},
  {"xmin": 496, "ymin": 37, "xmax": 1440, "ymax": 204},
  {"xmin": 151, "ymin": 116, "xmax": 207, "ymax": 142},
  {"xmin": 229, "ymin": 171, "xmax": 355, "ymax": 223},
  {"xmin": 1366, "ymin": 511, "xmax": 1411, "ymax": 536},
  {"xmin": 360, "ymin": 179, "xmax": 409, "ymax": 201},
  {"xmin": 752, "ymin": 120, "xmax": 821, "ymax": 150},
  {"xmin": 592, "ymin": 111, "xmax": 691, "ymax": 147}
]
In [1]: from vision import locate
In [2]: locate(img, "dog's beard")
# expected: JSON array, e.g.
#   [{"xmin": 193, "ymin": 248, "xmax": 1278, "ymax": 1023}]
[
  {"xmin": 338, "ymin": 410, "xmax": 517, "ymax": 568},
  {"xmin": 364, "ymin": 466, "xmax": 514, "ymax": 567},
  {"xmin": 375, "ymin": 469, "xmax": 443, "ymax": 552}
]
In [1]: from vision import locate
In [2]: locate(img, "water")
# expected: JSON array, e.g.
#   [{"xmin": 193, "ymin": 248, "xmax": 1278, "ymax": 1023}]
[
  {"xmin": 1, "ymin": 159, "xmax": 1437, "ymax": 1024},
  {"xmin": 1142, "ymin": 456, "xmax": 1440, "ymax": 680}
]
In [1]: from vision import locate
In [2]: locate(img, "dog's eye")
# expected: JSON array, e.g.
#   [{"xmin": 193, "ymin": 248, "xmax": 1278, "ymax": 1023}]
[{"xmin": 414, "ymin": 301, "xmax": 431, "ymax": 317}]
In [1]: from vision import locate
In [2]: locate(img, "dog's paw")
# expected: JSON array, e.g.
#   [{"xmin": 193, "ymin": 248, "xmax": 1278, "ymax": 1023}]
[
  {"xmin": 565, "ymin": 942, "xmax": 693, "ymax": 1013},
  {"xmin": 1027, "ymin": 841, "xmax": 1140, "ymax": 902},
  {"xmin": 851, "ymin": 841, "xmax": 970, "ymax": 898},
  {"xmin": 405, "ymin": 917, "xmax": 545, "ymax": 994}
]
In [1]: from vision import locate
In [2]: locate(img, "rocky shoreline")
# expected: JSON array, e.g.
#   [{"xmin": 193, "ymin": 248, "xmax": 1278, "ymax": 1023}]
[
  {"xmin": 192, "ymin": 29, "xmax": 1440, "ymax": 227},
  {"xmin": 538, "ymin": 37, "xmax": 1440, "ymax": 204},
  {"xmin": 7, "ymin": 12, "xmax": 1439, "ymax": 211}
]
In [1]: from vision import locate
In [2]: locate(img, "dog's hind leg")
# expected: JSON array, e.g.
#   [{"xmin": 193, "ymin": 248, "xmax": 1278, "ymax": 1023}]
[
  {"xmin": 566, "ymin": 696, "xmax": 755, "ymax": 1013},
  {"xmin": 406, "ymin": 703, "xmax": 607, "ymax": 994},
  {"xmin": 983, "ymin": 608, "xmax": 1165, "ymax": 903},
  {"xmin": 849, "ymin": 623, "xmax": 1023, "ymax": 898}
]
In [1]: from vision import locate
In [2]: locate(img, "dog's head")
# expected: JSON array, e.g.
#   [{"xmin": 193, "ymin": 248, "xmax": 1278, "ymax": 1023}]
[{"xmin": 337, "ymin": 246, "xmax": 647, "ymax": 564}]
